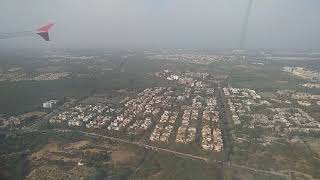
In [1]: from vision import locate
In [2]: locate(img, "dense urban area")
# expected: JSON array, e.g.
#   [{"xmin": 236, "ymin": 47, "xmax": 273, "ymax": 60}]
[{"xmin": 1, "ymin": 49, "xmax": 320, "ymax": 180}]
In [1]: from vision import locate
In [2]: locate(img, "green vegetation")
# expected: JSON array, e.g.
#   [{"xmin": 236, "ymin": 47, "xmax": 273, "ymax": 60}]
[
  {"xmin": 133, "ymin": 150, "xmax": 286, "ymax": 180},
  {"xmin": 2, "ymin": 50, "xmax": 320, "ymax": 180},
  {"xmin": 134, "ymin": 151, "xmax": 221, "ymax": 180},
  {"xmin": 0, "ymin": 53, "xmax": 170, "ymax": 115},
  {"xmin": 231, "ymin": 139, "xmax": 320, "ymax": 179},
  {"xmin": 229, "ymin": 64, "xmax": 304, "ymax": 90}
]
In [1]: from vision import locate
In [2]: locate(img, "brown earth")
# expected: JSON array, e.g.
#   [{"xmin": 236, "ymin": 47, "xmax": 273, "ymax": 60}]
[
  {"xmin": 62, "ymin": 140, "xmax": 90, "ymax": 150},
  {"xmin": 111, "ymin": 150, "xmax": 136, "ymax": 164}
]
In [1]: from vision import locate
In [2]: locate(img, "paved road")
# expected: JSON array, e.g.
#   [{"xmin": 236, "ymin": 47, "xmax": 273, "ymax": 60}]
[
  {"xmin": 279, "ymin": 170, "xmax": 315, "ymax": 180},
  {"xmin": 1, "ymin": 101, "xmax": 289, "ymax": 180},
  {"xmin": 50, "ymin": 129, "xmax": 288, "ymax": 178},
  {"xmin": 19, "ymin": 102, "xmax": 74, "ymax": 133},
  {"xmin": 1, "ymin": 127, "xmax": 290, "ymax": 178},
  {"xmin": 53, "ymin": 129, "xmax": 208, "ymax": 161}
]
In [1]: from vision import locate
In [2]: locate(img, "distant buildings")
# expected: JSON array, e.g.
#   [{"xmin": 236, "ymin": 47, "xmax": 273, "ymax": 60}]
[
  {"xmin": 297, "ymin": 101, "xmax": 311, "ymax": 107},
  {"xmin": 292, "ymin": 92, "xmax": 320, "ymax": 100},
  {"xmin": 225, "ymin": 86, "xmax": 320, "ymax": 142},
  {"xmin": 1, "ymin": 116, "xmax": 21, "ymax": 127},
  {"xmin": 302, "ymin": 83, "xmax": 320, "ymax": 89},
  {"xmin": 43, "ymin": 100, "xmax": 59, "ymax": 109},
  {"xmin": 146, "ymin": 51, "xmax": 227, "ymax": 65},
  {"xmin": 283, "ymin": 66, "xmax": 320, "ymax": 81}
]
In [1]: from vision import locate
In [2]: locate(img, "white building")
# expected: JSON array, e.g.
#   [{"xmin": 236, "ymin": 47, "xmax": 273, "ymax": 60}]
[{"xmin": 43, "ymin": 100, "xmax": 59, "ymax": 108}]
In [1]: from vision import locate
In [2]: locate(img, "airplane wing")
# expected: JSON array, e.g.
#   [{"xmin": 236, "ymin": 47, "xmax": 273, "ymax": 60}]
[
  {"xmin": 0, "ymin": 23, "xmax": 54, "ymax": 41},
  {"xmin": 36, "ymin": 23, "xmax": 54, "ymax": 41}
]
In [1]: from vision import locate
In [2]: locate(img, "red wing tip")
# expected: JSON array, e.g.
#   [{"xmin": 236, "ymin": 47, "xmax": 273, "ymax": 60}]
[{"xmin": 36, "ymin": 23, "xmax": 54, "ymax": 32}]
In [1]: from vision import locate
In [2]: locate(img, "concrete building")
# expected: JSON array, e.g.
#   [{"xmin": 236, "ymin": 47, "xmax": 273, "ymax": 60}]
[{"xmin": 43, "ymin": 100, "xmax": 59, "ymax": 108}]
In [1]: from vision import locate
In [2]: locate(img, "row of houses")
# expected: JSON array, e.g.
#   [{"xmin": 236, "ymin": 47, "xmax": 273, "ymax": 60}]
[{"xmin": 201, "ymin": 125, "xmax": 223, "ymax": 151}]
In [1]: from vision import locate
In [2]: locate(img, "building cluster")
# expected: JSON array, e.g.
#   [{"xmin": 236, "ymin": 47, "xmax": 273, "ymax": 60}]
[
  {"xmin": 106, "ymin": 90, "xmax": 159, "ymax": 131},
  {"xmin": 107, "ymin": 114, "xmax": 132, "ymax": 131},
  {"xmin": 0, "ymin": 72, "xmax": 26, "ymax": 82},
  {"xmin": 43, "ymin": 100, "xmax": 59, "ymax": 109},
  {"xmin": 0, "ymin": 72, "xmax": 69, "ymax": 82},
  {"xmin": 175, "ymin": 87, "xmax": 223, "ymax": 150},
  {"xmin": 31, "ymin": 72, "xmax": 69, "ymax": 81},
  {"xmin": 200, "ymin": 96, "xmax": 223, "ymax": 151},
  {"xmin": 49, "ymin": 84, "xmax": 224, "ymax": 152},
  {"xmin": 146, "ymin": 52, "xmax": 226, "ymax": 65},
  {"xmin": 302, "ymin": 83, "xmax": 320, "ymax": 89},
  {"xmin": 297, "ymin": 101, "xmax": 311, "ymax": 107},
  {"xmin": 201, "ymin": 125, "xmax": 223, "ymax": 151},
  {"xmin": 1, "ymin": 116, "xmax": 21, "ymax": 127},
  {"xmin": 224, "ymin": 87, "xmax": 320, "ymax": 145},
  {"xmin": 150, "ymin": 110, "xmax": 179, "ymax": 142},
  {"xmin": 290, "ymin": 92, "xmax": 320, "ymax": 106},
  {"xmin": 13, "ymin": 72, "xmax": 69, "ymax": 81},
  {"xmin": 202, "ymin": 109, "xmax": 219, "ymax": 122},
  {"xmin": 276, "ymin": 90, "xmax": 320, "ymax": 106},
  {"xmin": 159, "ymin": 111, "xmax": 179, "ymax": 123},
  {"xmin": 269, "ymin": 108, "xmax": 320, "ymax": 135},
  {"xmin": 0, "ymin": 112, "xmax": 45, "ymax": 129},
  {"xmin": 175, "ymin": 126, "xmax": 196, "ymax": 144},
  {"xmin": 202, "ymin": 98, "xmax": 219, "ymax": 123},
  {"xmin": 124, "ymin": 87, "xmax": 170, "ymax": 134},
  {"xmin": 223, "ymin": 87, "xmax": 263, "ymax": 125},
  {"xmin": 44, "ymin": 54, "xmax": 96, "ymax": 63},
  {"xmin": 49, "ymin": 104, "xmax": 118, "ymax": 129},
  {"xmin": 175, "ymin": 109, "xmax": 198, "ymax": 144},
  {"xmin": 150, "ymin": 124, "xmax": 174, "ymax": 142},
  {"xmin": 155, "ymin": 70, "xmax": 208, "ymax": 88},
  {"xmin": 283, "ymin": 66, "xmax": 320, "ymax": 81},
  {"xmin": 292, "ymin": 92, "xmax": 320, "ymax": 100},
  {"xmin": 128, "ymin": 117, "xmax": 152, "ymax": 134},
  {"xmin": 181, "ymin": 110, "xmax": 197, "ymax": 126}
]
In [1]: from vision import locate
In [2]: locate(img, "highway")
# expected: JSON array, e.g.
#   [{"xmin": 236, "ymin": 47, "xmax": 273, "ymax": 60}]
[
  {"xmin": 18, "ymin": 102, "xmax": 75, "ymax": 133},
  {"xmin": 50, "ymin": 129, "xmax": 288, "ymax": 178},
  {"xmin": 53, "ymin": 129, "xmax": 208, "ymax": 161},
  {"xmin": 0, "ymin": 126, "xmax": 293, "ymax": 179}
]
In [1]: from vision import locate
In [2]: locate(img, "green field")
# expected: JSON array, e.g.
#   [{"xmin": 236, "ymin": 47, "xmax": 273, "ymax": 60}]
[{"xmin": 229, "ymin": 64, "xmax": 305, "ymax": 91}]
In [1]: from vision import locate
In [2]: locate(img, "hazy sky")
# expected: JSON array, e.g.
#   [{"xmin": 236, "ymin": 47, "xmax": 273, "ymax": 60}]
[{"xmin": 0, "ymin": 0, "xmax": 320, "ymax": 50}]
